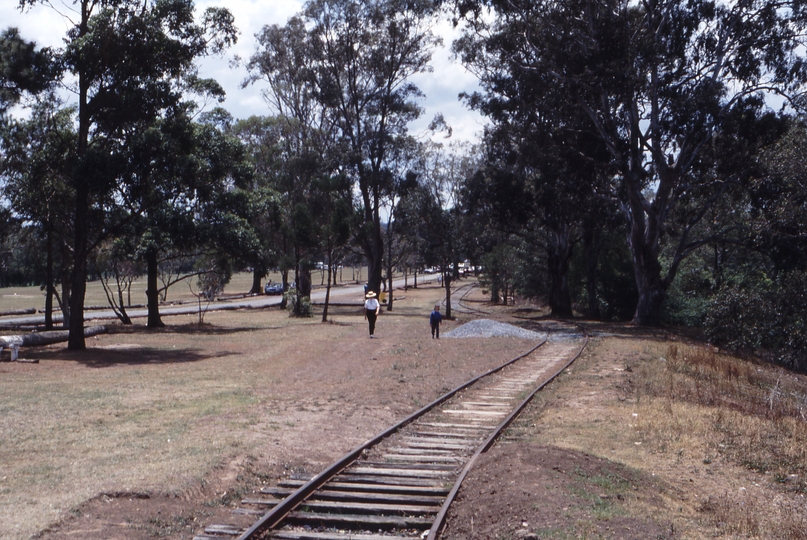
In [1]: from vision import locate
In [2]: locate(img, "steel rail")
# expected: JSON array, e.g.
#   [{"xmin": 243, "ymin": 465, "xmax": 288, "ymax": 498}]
[
  {"xmin": 236, "ymin": 331, "xmax": 548, "ymax": 539},
  {"xmin": 224, "ymin": 280, "xmax": 587, "ymax": 540},
  {"xmin": 425, "ymin": 326, "xmax": 590, "ymax": 540}
]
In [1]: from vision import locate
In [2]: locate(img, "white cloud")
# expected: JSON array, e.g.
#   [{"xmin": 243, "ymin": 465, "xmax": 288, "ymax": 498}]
[
  {"xmin": 1, "ymin": 3, "xmax": 69, "ymax": 49},
  {"xmin": 410, "ymin": 19, "xmax": 485, "ymax": 143},
  {"xmin": 2, "ymin": 0, "xmax": 484, "ymax": 143}
]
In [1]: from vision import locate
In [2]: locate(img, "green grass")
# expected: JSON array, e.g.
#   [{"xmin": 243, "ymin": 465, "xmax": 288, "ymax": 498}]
[{"xmin": 0, "ymin": 267, "xmax": 375, "ymax": 313}]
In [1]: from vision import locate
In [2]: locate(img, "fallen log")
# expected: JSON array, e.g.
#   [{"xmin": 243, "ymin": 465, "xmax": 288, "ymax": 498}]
[{"xmin": 1, "ymin": 325, "xmax": 107, "ymax": 348}]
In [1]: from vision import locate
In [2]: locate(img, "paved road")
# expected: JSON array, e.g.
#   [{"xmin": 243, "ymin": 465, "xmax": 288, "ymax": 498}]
[{"xmin": 0, "ymin": 274, "xmax": 442, "ymax": 327}]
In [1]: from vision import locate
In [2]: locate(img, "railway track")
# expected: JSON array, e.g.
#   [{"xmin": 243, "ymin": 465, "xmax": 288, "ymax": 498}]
[{"xmin": 194, "ymin": 283, "xmax": 587, "ymax": 540}]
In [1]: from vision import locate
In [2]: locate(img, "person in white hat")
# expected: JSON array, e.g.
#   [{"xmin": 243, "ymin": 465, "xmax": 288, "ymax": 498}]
[{"xmin": 364, "ymin": 291, "xmax": 380, "ymax": 337}]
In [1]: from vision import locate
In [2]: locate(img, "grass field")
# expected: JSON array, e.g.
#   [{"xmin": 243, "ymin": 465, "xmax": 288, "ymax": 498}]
[
  {"xmin": 2, "ymin": 280, "xmax": 807, "ymax": 539},
  {"xmin": 0, "ymin": 280, "xmax": 528, "ymax": 539},
  {"xmin": 0, "ymin": 267, "xmax": 372, "ymax": 314}
]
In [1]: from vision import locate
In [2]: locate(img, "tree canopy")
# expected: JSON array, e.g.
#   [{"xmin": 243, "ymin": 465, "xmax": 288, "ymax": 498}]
[
  {"xmin": 2, "ymin": 0, "xmax": 807, "ymax": 371},
  {"xmin": 0, "ymin": 26, "xmax": 56, "ymax": 114},
  {"xmin": 455, "ymin": 0, "xmax": 807, "ymax": 324}
]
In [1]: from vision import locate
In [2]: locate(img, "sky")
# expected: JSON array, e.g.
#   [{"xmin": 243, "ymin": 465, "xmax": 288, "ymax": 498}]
[{"xmin": 1, "ymin": 0, "xmax": 486, "ymax": 143}]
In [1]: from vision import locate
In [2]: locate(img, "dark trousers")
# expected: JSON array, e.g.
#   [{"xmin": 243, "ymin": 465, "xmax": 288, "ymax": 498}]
[
  {"xmin": 431, "ymin": 323, "xmax": 439, "ymax": 338},
  {"xmin": 366, "ymin": 309, "xmax": 377, "ymax": 335}
]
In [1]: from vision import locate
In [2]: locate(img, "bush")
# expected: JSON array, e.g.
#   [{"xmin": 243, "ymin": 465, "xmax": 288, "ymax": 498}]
[
  {"xmin": 705, "ymin": 271, "xmax": 807, "ymax": 372},
  {"xmin": 284, "ymin": 288, "xmax": 312, "ymax": 317}
]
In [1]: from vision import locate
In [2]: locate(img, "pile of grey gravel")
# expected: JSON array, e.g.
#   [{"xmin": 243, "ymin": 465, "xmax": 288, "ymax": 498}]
[{"xmin": 443, "ymin": 319, "xmax": 544, "ymax": 339}]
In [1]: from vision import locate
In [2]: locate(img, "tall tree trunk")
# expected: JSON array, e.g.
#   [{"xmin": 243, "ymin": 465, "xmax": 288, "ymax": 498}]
[
  {"xmin": 617, "ymin": 111, "xmax": 668, "ymax": 326},
  {"xmin": 583, "ymin": 224, "xmax": 602, "ymax": 320},
  {"xmin": 280, "ymin": 270, "xmax": 289, "ymax": 309},
  {"xmin": 627, "ymin": 213, "xmax": 666, "ymax": 325},
  {"xmin": 367, "ymin": 223, "xmax": 384, "ymax": 294},
  {"xmin": 443, "ymin": 270, "xmax": 452, "ymax": 319},
  {"xmin": 298, "ymin": 267, "xmax": 312, "ymax": 298},
  {"xmin": 44, "ymin": 229, "xmax": 54, "ymax": 330},
  {"xmin": 146, "ymin": 248, "xmax": 164, "ymax": 328},
  {"xmin": 322, "ymin": 250, "xmax": 333, "ymax": 323},
  {"xmin": 67, "ymin": 186, "xmax": 88, "ymax": 350},
  {"xmin": 67, "ymin": 4, "xmax": 91, "ymax": 350},
  {"xmin": 250, "ymin": 269, "xmax": 263, "ymax": 295},
  {"xmin": 296, "ymin": 266, "xmax": 312, "ymax": 316},
  {"xmin": 386, "ymin": 270, "xmax": 394, "ymax": 311},
  {"xmin": 632, "ymin": 257, "xmax": 666, "ymax": 325},
  {"xmin": 362, "ymin": 180, "xmax": 384, "ymax": 294},
  {"xmin": 546, "ymin": 228, "xmax": 574, "ymax": 318}
]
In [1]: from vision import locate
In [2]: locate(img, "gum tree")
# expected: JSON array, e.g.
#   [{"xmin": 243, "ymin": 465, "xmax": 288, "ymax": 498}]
[
  {"xmin": 305, "ymin": 0, "xmax": 442, "ymax": 294},
  {"xmin": 1, "ymin": 102, "xmax": 75, "ymax": 328},
  {"xmin": 246, "ymin": 17, "xmax": 341, "ymax": 314},
  {"xmin": 16, "ymin": 0, "xmax": 237, "ymax": 348},
  {"xmin": 0, "ymin": 26, "xmax": 56, "ymax": 114},
  {"xmin": 456, "ymin": 0, "xmax": 807, "ymax": 324}
]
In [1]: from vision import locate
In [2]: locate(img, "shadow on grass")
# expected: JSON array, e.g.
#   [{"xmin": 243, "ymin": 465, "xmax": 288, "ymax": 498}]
[
  {"xmin": 511, "ymin": 310, "xmax": 682, "ymax": 341},
  {"xmin": 24, "ymin": 346, "xmax": 234, "ymax": 367}
]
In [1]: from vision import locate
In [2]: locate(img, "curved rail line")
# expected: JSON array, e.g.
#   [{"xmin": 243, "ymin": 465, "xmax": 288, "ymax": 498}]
[
  {"xmin": 445, "ymin": 281, "xmax": 479, "ymax": 316},
  {"xmin": 194, "ymin": 282, "xmax": 588, "ymax": 540}
]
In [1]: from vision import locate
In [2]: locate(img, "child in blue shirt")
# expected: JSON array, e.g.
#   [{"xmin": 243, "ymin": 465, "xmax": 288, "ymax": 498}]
[{"xmin": 430, "ymin": 304, "xmax": 442, "ymax": 339}]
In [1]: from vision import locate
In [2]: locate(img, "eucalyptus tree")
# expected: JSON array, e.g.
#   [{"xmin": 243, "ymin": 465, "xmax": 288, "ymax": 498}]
[
  {"xmin": 406, "ymin": 184, "xmax": 458, "ymax": 315},
  {"xmin": 121, "ymin": 106, "xmax": 255, "ymax": 328},
  {"xmin": 0, "ymin": 27, "xmax": 56, "ymax": 114},
  {"xmin": 232, "ymin": 115, "xmax": 299, "ymax": 309},
  {"xmin": 700, "ymin": 117, "xmax": 807, "ymax": 370},
  {"xmin": 118, "ymin": 108, "xmax": 199, "ymax": 327},
  {"xmin": 750, "ymin": 118, "xmax": 807, "ymax": 273},
  {"xmin": 231, "ymin": 116, "xmax": 285, "ymax": 295},
  {"xmin": 455, "ymin": 0, "xmax": 807, "ymax": 325},
  {"xmin": 419, "ymin": 141, "xmax": 479, "ymax": 315},
  {"xmin": 191, "ymin": 109, "xmax": 262, "ymax": 289},
  {"xmin": 303, "ymin": 0, "xmax": 442, "ymax": 295},
  {"xmin": 1, "ymin": 101, "xmax": 76, "ymax": 328},
  {"xmin": 461, "ymin": 111, "xmax": 613, "ymax": 317},
  {"xmin": 1, "ymin": 28, "xmax": 58, "ymax": 314},
  {"xmin": 397, "ymin": 141, "xmax": 475, "ymax": 318},
  {"xmin": 378, "ymin": 136, "xmax": 421, "ymax": 311},
  {"xmin": 310, "ymin": 172, "xmax": 354, "ymax": 321},
  {"xmin": 246, "ymin": 15, "xmax": 355, "ymax": 316},
  {"xmin": 15, "ymin": 0, "xmax": 237, "ymax": 348}
]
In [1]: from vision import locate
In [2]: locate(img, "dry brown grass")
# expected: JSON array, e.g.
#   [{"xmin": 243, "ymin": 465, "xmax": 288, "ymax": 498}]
[
  {"xmin": 0, "ymin": 282, "xmax": 532, "ymax": 540},
  {"xmin": 512, "ymin": 330, "xmax": 807, "ymax": 540},
  {"xmin": 5, "ymin": 284, "xmax": 807, "ymax": 540},
  {"xmin": 633, "ymin": 343, "xmax": 807, "ymax": 491}
]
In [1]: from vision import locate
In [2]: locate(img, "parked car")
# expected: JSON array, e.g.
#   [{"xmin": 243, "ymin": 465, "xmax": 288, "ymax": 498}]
[
  {"xmin": 423, "ymin": 267, "xmax": 437, "ymax": 274},
  {"xmin": 264, "ymin": 282, "xmax": 284, "ymax": 295}
]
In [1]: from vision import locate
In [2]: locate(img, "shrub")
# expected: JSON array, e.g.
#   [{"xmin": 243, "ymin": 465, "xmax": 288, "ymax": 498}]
[
  {"xmin": 705, "ymin": 271, "xmax": 807, "ymax": 372},
  {"xmin": 284, "ymin": 288, "xmax": 312, "ymax": 318}
]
